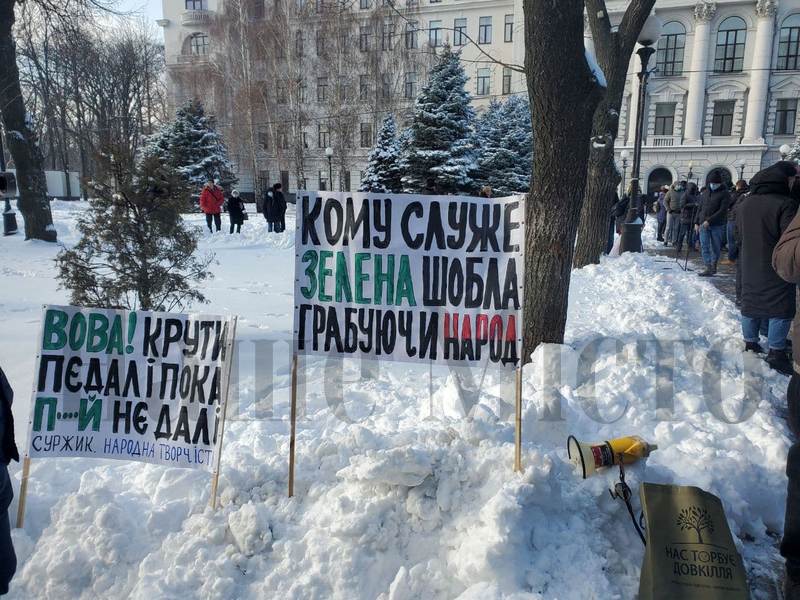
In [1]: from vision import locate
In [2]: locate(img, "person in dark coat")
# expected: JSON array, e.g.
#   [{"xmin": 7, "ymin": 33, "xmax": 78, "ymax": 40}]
[
  {"xmin": 262, "ymin": 187, "xmax": 276, "ymax": 232},
  {"xmin": 767, "ymin": 162, "xmax": 800, "ymax": 600},
  {"xmin": 739, "ymin": 162, "xmax": 799, "ymax": 375},
  {"xmin": 0, "ymin": 367, "xmax": 19, "ymax": 596},
  {"xmin": 721, "ymin": 179, "xmax": 749, "ymax": 265},
  {"xmin": 272, "ymin": 183, "xmax": 287, "ymax": 233},
  {"xmin": 654, "ymin": 186, "xmax": 668, "ymax": 242},
  {"xmin": 694, "ymin": 171, "xmax": 731, "ymax": 276},
  {"xmin": 664, "ymin": 181, "xmax": 686, "ymax": 245},
  {"xmin": 226, "ymin": 189, "xmax": 246, "ymax": 234},
  {"xmin": 675, "ymin": 182, "xmax": 699, "ymax": 253},
  {"xmin": 612, "ymin": 191, "xmax": 629, "ymax": 235}
]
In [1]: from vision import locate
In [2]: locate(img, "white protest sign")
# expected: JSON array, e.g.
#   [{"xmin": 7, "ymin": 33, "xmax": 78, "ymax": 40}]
[
  {"xmin": 293, "ymin": 192, "xmax": 524, "ymax": 369},
  {"xmin": 26, "ymin": 305, "xmax": 236, "ymax": 471}
]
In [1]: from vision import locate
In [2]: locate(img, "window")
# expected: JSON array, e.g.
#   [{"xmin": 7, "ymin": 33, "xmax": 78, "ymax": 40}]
[
  {"xmin": 319, "ymin": 171, "xmax": 328, "ymax": 191},
  {"xmin": 405, "ymin": 22, "xmax": 418, "ymax": 49},
  {"xmin": 295, "ymin": 30, "xmax": 304, "ymax": 56},
  {"xmin": 299, "ymin": 81, "xmax": 307, "ymax": 103},
  {"xmin": 502, "ymin": 67, "xmax": 511, "ymax": 95},
  {"xmin": 776, "ymin": 98, "xmax": 798, "ymax": 135},
  {"xmin": 359, "ymin": 75, "xmax": 370, "ymax": 100},
  {"xmin": 429, "ymin": 20, "xmax": 442, "ymax": 47},
  {"xmin": 278, "ymin": 131, "xmax": 289, "ymax": 150},
  {"xmin": 185, "ymin": 0, "xmax": 206, "ymax": 9},
  {"xmin": 711, "ymin": 100, "xmax": 735, "ymax": 136},
  {"xmin": 317, "ymin": 76, "xmax": 328, "ymax": 102},
  {"xmin": 359, "ymin": 0, "xmax": 370, "ymax": 8},
  {"xmin": 249, "ymin": 0, "xmax": 265, "ymax": 19},
  {"xmin": 343, "ymin": 171, "xmax": 351, "ymax": 192},
  {"xmin": 342, "ymin": 126, "xmax": 353, "ymax": 149},
  {"xmin": 454, "ymin": 18, "xmax": 467, "ymax": 46},
  {"xmin": 476, "ymin": 67, "xmax": 490, "ymax": 96},
  {"xmin": 360, "ymin": 26, "xmax": 372, "ymax": 51},
  {"xmin": 778, "ymin": 14, "xmax": 800, "ymax": 71},
  {"xmin": 189, "ymin": 33, "xmax": 209, "ymax": 56},
  {"xmin": 302, "ymin": 130, "xmax": 309, "ymax": 148},
  {"xmin": 478, "ymin": 16, "xmax": 492, "ymax": 44},
  {"xmin": 258, "ymin": 127, "xmax": 269, "ymax": 149},
  {"xmin": 258, "ymin": 170, "xmax": 270, "ymax": 194},
  {"xmin": 360, "ymin": 122, "xmax": 373, "ymax": 147},
  {"xmin": 381, "ymin": 74, "xmax": 392, "ymax": 100},
  {"xmin": 382, "ymin": 22, "xmax": 395, "ymax": 50},
  {"xmin": 504, "ymin": 14, "xmax": 513, "ymax": 43},
  {"xmin": 656, "ymin": 21, "xmax": 686, "ymax": 76},
  {"xmin": 316, "ymin": 30, "xmax": 324, "ymax": 56},
  {"xmin": 276, "ymin": 81, "xmax": 288, "ymax": 104},
  {"xmin": 714, "ymin": 17, "xmax": 746, "ymax": 73},
  {"xmin": 404, "ymin": 72, "xmax": 417, "ymax": 99},
  {"xmin": 654, "ymin": 103, "xmax": 676, "ymax": 135},
  {"xmin": 318, "ymin": 124, "xmax": 330, "ymax": 148}
]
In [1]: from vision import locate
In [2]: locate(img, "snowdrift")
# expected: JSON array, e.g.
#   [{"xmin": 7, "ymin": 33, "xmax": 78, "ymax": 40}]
[{"xmin": 0, "ymin": 203, "xmax": 789, "ymax": 599}]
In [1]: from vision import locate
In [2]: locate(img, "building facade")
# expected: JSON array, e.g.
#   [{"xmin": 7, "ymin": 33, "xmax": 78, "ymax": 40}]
[
  {"xmin": 158, "ymin": 0, "xmax": 527, "ymax": 196},
  {"xmin": 606, "ymin": 0, "xmax": 800, "ymax": 194}
]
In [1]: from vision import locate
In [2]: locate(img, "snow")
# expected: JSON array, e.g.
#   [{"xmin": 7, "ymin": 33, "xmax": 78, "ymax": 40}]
[
  {"xmin": 585, "ymin": 47, "xmax": 607, "ymax": 88},
  {"xmin": 0, "ymin": 201, "xmax": 790, "ymax": 598}
]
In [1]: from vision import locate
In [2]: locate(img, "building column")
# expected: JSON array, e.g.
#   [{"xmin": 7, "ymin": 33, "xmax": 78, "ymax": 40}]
[
  {"xmin": 684, "ymin": 2, "xmax": 716, "ymax": 145},
  {"xmin": 743, "ymin": 0, "xmax": 779, "ymax": 144}
]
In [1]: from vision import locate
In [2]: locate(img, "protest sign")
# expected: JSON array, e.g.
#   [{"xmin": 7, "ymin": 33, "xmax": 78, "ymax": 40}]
[
  {"xmin": 24, "ymin": 305, "xmax": 236, "ymax": 470},
  {"xmin": 293, "ymin": 192, "xmax": 525, "ymax": 369}
]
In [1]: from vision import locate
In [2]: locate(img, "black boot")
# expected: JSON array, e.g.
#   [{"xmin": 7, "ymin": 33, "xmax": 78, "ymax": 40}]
[
  {"xmin": 745, "ymin": 341, "xmax": 764, "ymax": 353},
  {"xmin": 767, "ymin": 349, "xmax": 794, "ymax": 377},
  {"xmin": 698, "ymin": 263, "xmax": 716, "ymax": 277}
]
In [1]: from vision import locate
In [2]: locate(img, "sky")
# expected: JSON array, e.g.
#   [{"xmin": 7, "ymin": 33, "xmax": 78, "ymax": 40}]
[{"xmin": 116, "ymin": 0, "xmax": 162, "ymax": 23}]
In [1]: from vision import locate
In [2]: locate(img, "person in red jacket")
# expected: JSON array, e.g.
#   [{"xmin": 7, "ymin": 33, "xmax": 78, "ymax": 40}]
[{"xmin": 199, "ymin": 179, "xmax": 225, "ymax": 232}]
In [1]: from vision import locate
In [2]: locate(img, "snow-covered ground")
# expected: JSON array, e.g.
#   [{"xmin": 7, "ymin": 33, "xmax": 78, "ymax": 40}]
[{"xmin": 0, "ymin": 201, "xmax": 791, "ymax": 598}]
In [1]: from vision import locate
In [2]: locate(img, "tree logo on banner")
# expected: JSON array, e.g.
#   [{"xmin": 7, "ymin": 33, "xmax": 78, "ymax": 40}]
[{"xmin": 676, "ymin": 505, "xmax": 715, "ymax": 544}]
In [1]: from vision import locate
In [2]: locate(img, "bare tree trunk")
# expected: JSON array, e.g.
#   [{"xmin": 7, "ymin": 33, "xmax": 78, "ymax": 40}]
[
  {"xmin": 521, "ymin": 0, "xmax": 603, "ymax": 360},
  {"xmin": 0, "ymin": 0, "xmax": 56, "ymax": 241},
  {"xmin": 573, "ymin": 0, "xmax": 656, "ymax": 267}
]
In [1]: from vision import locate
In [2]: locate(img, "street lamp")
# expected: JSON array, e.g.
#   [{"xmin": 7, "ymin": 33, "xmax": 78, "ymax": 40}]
[
  {"xmin": 620, "ymin": 150, "xmax": 629, "ymax": 195},
  {"xmin": 620, "ymin": 14, "xmax": 663, "ymax": 254},
  {"xmin": 0, "ymin": 128, "xmax": 17, "ymax": 236},
  {"xmin": 688, "ymin": 161, "xmax": 695, "ymax": 184},
  {"xmin": 738, "ymin": 159, "xmax": 746, "ymax": 181},
  {"xmin": 325, "ymin": 146, "xmax": 333, "ymax": 191},
  {"xmin": 780, "ymin": 144, "xmax": 792, "ymax": 159}
]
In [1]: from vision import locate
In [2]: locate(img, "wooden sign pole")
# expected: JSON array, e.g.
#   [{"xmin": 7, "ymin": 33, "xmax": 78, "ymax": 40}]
[
  {"xmin": 209, "ymin": 316, "xmax": 239, "ymax": 510},
  {"xmin": 514, "ymin": 365, "xmax": 523, "ymax": 472},
  {"xmin": 15, "ymin": 457, "xmax": 31, "ymax": 528},
  {"xmin": 288, "ymin": 354, "xmax": 298, "ymax": 497}
]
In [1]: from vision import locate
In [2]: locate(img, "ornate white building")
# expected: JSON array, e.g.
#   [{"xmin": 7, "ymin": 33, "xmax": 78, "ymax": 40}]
[{"xmin": 608, "ymin": 0, "xmax": 800, "ymax": 193}]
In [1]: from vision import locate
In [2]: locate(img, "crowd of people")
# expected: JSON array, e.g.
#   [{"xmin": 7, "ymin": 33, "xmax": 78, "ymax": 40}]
[{"xmin": 198, "ymin": 178, "xmax": 287, "ymax": 235}]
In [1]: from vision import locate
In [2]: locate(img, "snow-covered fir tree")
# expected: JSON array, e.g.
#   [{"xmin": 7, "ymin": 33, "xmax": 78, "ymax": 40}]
[
  {"xmin": 402, "ymin": 45, "xmax": 475, "ymax": 194},
  {"xmin": 789, "ymin": 137, "xmax": 800, "ymax": 162},
  {"xmin": 142, "ymin": 99, "xmax": 237, "ymax": 190},
  {"xmin": 472, "ymin": 95, "xmax": 533, "ymax": 196},
  {"xmin": 359, "ymin": 115, "xmax": 403, "ymax": 193}
]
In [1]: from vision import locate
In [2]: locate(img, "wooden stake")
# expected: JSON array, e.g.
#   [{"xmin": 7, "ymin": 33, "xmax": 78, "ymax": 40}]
[
  {"xmin": 288, "ymin": 353, "xmax": 298, "ymax": 497},
  {"xmin": 15, "ymin": 457, "xmax": 31, "ymax": 529},
  {"xmin": 514, "ymin": 366, "xmax": 523, "ymax": 473},
  {"xmin": 209, "ymin": 316, "xmax": 238, "ymax": 510}
]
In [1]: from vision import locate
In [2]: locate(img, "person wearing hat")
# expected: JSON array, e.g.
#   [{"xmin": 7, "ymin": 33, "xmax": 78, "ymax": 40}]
[
  {"xmin": 226, "ymin": 189, "xmax": 246, "ymax": 234},
  {"xmin": 768, "ymin": 161, "xmax": 800, "ymax": 598},
  {"xmin": 694, "ymin": 170, "xmax": 731, "ymax": 276}
]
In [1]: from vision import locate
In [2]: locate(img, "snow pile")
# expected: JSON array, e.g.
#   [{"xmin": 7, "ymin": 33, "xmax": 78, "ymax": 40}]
[{"xmin": 0, "ymin": 202, "xmax": 790, "ymax": 598}]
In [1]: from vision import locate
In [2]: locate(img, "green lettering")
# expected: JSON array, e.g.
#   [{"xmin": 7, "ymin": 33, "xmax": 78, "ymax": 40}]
[
  {"xmin": 354, "ymin": 253, "xmax": 371, "ymax": 304},
  {"xmin": 395, "ymin": 255, "xmax": 416, "ymax": 306},
  {"xmin": 301, "ymin": 250, "xmax": 318, "ymax": 299},
  {"xmin": 87, "ymin": 313, "xmax": 109, "ymax": 353},
  {"xmin": 334, "ymin": 252, "xmax": 353, "ymax": 303},
  {"xmin": 43, "ymin": 309, "xmax": 68, "ymax": 350},
  {"xmin": 373, "ymin": 254, "xmax": 395, "ymax": 305},
  {"xmin": 318, "ymin": 250, "xmax": 333, "ymax": 302},
  {"xmin": 106, "ymin": 315, "xmax": 124, "ymax": 354}
]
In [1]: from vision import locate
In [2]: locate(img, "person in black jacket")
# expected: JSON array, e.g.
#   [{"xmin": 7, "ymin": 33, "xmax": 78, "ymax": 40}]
[
  {"xmin": 721, "ymin": 179, "xmax": 749, "ymax": 265},
  {"xmin": 272, "ymin": 183, "xmax": 287, "ymax": 233},
  {"xmin": 226, "ymin": 189, "xmax": 246, "ymax": 234},
  {"xmin": 0, "ymin": 367, "xmax": 19, "ymax": 596},
  {"xmin": 694, "ymin": 171, "xmax": 731, "ymax": 276},
  {"xmin": 675, "ymin": 182, "xmax": 699, "ymax": 253},
  {"xmin": 737, "ymin": 162, "xmax": 800, "ymax": 375}
]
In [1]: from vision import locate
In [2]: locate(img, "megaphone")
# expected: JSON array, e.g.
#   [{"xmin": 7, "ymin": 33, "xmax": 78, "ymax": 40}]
[{"xmin": 567, "ymin": 435, "xmax": 657, "ymax": 479}]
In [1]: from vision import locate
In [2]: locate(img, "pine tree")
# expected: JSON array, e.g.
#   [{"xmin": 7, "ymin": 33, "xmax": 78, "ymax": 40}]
[
  {"xmin": 359, "ymin": 115, "xmax": 403, "ymax": 193},
  {"xmin": 473, "ymin": 96, "xmax": 533, "ymax": 196},
  {"xmin": 402, "ymin": 45, "xmax": 476, "ymax": 194},
  {"xmin": 789, "ymin": 137, "xmax": 800, "ymax": 162},
  {"xmin": 143, "ymin": 98, "xmax": 237, "ymax": 190},
  {"xmin": 56, "ymin": 147, "xmax": 214, "ymax": 311}
]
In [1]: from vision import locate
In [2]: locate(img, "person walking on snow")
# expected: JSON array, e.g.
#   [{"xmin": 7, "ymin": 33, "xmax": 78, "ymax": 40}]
[
  {"xmin": 768, "ymin": 162, "xmax": 800, "ymax": 599},
  {"xmin": 271, "ymin": 183, "xmax": 287, "ymax": 233},
  {"xmin": 740, "ymin": 162, "xmax": 799, "ymax": 375},
  {"xmin": 695, "ymin": 171, "xmax": 730, "ymax": 276},
  {"xmin": 664, "ymin": 180, "xmax": 685, "ymax": 246},
  {"xmin": 199, "ymin": 179, "xmax": 225, "ymax": 233},
  {"xmin": 654, "ymin": 186, "xmax": 668, "ymax": 242},
  {"xmin": 0, "ymin": 366, "xmax": 19, "ymax": 596},
  {"xmin": 226, "ymin": 189, "xmax": 246, "ymax": 234}
]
